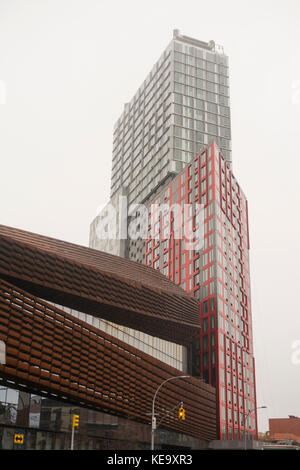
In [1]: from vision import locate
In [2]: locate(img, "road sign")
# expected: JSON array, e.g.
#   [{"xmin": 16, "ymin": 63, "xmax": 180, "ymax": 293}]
[{"xmin": 14, "ymin": 433, "xmax": 24, "ymax": 444}]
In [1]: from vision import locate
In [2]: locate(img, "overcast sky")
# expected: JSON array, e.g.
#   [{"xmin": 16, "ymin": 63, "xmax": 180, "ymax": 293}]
[{"xmin": 0, "ymin": 0, "xmax": 300, "ymax": 434}]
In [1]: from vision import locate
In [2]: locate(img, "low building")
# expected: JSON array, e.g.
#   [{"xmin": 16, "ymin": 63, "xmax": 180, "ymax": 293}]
[{"xmin": 269, "ymin": 416, "xmax": 300, "ymax": 444}]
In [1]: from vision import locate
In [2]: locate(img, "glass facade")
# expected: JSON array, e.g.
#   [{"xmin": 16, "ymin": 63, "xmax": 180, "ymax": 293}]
[
  {"xmin": 110, "ymin": 31, "xmax": 231, "ymax": 208},
  {"xmin": 0, "ymin": 387, "xmax": 203, "ymax": 450},
  {"xmin": 171, "ymin": 40, "xmax": 231, "ymax": 170},
  {"xmin": 53, "ymin": 303, "xmax": 186, "ymax": 372},
  {"xmin": 111, "ymin": 44, "xmax": 172, "ymax": 205}
]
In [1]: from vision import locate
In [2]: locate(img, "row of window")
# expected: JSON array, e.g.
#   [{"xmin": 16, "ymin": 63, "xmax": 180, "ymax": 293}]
[
  {"xmin": 174, "ymin": 60, "xmax": 229, "ymax": 84},
  {"xmin": 113, "ymin": 49, "xmax": 171, "ymax": 134},
  {"xmin": 174, "ymin": 71, "xmax": 229, "ymax": 96},
  {"xmin": 112, "ymin": 90, "xmax": 171, "ymax": 174},
  {"xmin": 173, "ymin": 47, "xmax": 229, "ymax": 75},
  {"xmin": 112, "ymin": 95, "xmax": 230, "ymax": 188},
  {"xmin": 173, "ymin": 81, "xmax": 230, "ymax": 106},
  {"xmin": 111, "ymin": 126, "xmax": 171, "ymax": 197},
  {"xmin": 173, "ymin": 40, "xmax": 228, "ymax": 64},
  {"xmin": 174, "ymin": 92, "xmax": 230, "ymax": 117},
  {"xmin": 220, "ymin": 405, "xmax": 255, "ymax": 428}
]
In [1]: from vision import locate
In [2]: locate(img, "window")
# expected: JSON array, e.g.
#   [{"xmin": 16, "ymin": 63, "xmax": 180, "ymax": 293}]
[
  {"xmin": 174, "ymin": 104, "xmax": 183, "ymax": 114},
  {"xmin": 194, "ymin": 110, "xmax": 204, "ymax": 123},
  {"xmin": 202, "ymin": 284, "xmax": 208, "ymax": 298},
  {"xmin": 227, "ymin": 371, "xmax": 231, "ymax": 386},
  {"xmin": 207, "ymin": 123, "xmax": 217, "ymax": 135},
  {"xmin": 174, "ymin": 126, "xmax": 182, "ymax": 137},
  {"xmin": 202, "ymin": 300, "xmax": 208, "ymax": 314},
  {"xmin": 195, "ymin": 121, "xmax": 205, "ymax": 131},
  {"xmin": 207, "ymin": 102, "xmax": 218, "ymax": 113},
  {"xmin": 195, "ymin": 98, "xmax": 204, "ymax": 109},
  {"xmin": 0, "ymin": 341, "xmax": 5, "ymax": 364},
  {"xmin": 211, "ymin": 331, "xmax": 215, "ymax": 346},
  {"xmin": 212, "ymin": 350, "xmax": 216, "ymax": 365},
  {"xmin": 174, "ymin": 61, "xmax": 184, "ymax": 73},
  {"xmin": 207, "ymin": 112, "xmax": 217, "ymax": 124}
]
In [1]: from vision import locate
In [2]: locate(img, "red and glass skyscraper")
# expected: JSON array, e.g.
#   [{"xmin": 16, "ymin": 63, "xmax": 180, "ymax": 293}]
[{"xmin": 144, "ymin": 141, "xmax": 257, "ymax": 440}]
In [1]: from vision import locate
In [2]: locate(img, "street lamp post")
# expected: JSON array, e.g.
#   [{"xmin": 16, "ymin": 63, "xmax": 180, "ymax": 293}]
[
  {"xmin": 151, "ymin": 375, "xmax": 189, "ymax": 451},
  {"xmin": 243, "ymin": 405, "xmax": 267, "ymax": 450}
]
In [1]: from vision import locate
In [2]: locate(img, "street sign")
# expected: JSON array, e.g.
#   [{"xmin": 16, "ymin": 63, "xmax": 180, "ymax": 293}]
[{"xmin": 14, "ymin": 433, "xmax": 24, "ymax": 444}]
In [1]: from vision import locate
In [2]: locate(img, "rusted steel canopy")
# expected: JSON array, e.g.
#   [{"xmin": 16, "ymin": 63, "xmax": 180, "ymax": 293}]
[
  {"xmin": 0, "ymin": 278, "xmax": 216, "ymax": 440},
  {"xmin": 0, "ymin": 225, "xmax": 200, "ymax": 344}
]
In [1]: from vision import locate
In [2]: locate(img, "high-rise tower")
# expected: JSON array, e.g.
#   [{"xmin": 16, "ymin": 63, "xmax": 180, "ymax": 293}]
[
  {"xmin": 110, "ymin": 30, "xmax": 231, "ymax": 208},
  {"xmin": 90, "ymin": 30, "xmax": 231, "ymax": 256},
  {"xmin": 144, "ymin": 142, "xmax": 257, "ymax": 440}
]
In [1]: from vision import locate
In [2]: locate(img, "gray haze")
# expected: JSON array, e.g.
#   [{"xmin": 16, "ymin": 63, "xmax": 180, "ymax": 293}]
[{"xmin": 1, "ymin": 0, "xmax": 300, "ymax": 433}]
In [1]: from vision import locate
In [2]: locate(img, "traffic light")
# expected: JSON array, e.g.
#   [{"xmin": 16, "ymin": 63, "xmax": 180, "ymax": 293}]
[
  {"xmin": 178, "ymin": 407, "xmax": 185, "ymax": 420},
  {"xmin": 72, "ymin": 414, "xmax": 79, "ymax": 429}
]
